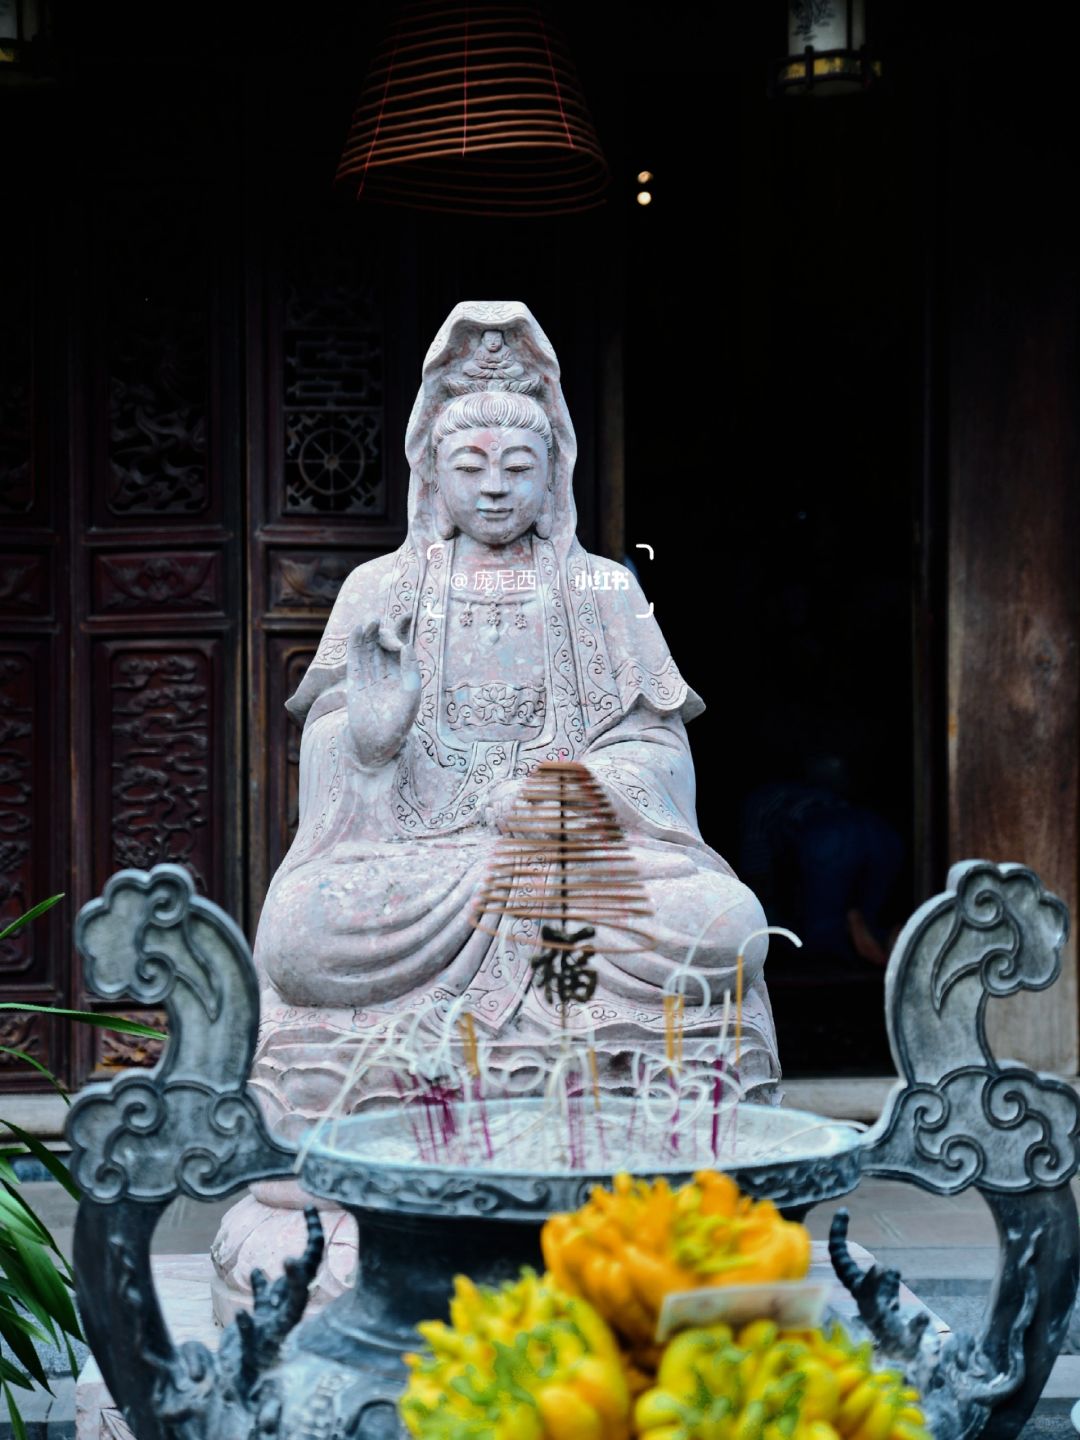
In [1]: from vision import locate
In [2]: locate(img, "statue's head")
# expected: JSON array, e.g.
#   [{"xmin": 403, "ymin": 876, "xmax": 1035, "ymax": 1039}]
[
  {"xmin": 431, "ymin": 389, "xmax": 555, "ymax": 544},
  {"xmin": 405, "ymin": 303, "xmax": 578, "ymax": 554}
]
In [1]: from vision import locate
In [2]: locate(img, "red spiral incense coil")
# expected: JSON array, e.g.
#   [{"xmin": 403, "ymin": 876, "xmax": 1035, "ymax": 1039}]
[
  {"xmin": 337, "ymin": 2, "xmax": 610, "ymax": 216},
  {"xmin": 471, "ymin": 761, "xmax": 654, "ymax": 955}
]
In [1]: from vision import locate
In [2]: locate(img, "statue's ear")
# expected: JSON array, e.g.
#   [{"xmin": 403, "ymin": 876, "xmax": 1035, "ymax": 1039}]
[
  {"xmin": 432, "ymin": 484, "xmax": 457, "ymax": 540},
  {"xmin": 534, "ymin": 481, "xmax": 555, "ymax": 540}
]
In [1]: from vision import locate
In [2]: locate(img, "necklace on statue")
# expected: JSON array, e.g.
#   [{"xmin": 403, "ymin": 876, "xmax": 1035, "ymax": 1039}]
[{"xmin": 482, "ymin": 599, "xmax": 503, "ymax": 647}]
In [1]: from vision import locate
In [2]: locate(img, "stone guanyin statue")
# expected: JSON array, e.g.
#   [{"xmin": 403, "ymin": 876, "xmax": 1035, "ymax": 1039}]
[{"xmin": 211, "ymin": 301, "xmax": 780, "ymax": 1317}]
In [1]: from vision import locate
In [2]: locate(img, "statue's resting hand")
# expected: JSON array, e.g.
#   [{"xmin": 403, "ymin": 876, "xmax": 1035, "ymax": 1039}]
[{"xmin": 345, "ymin": 618, "xmax": 421, "ymax": 768}]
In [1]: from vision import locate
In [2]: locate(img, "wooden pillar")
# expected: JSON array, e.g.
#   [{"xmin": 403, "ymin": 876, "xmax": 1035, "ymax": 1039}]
[{"xmin": 946, "ymin": 110, "xmax": 1080, "ymax": 1071}]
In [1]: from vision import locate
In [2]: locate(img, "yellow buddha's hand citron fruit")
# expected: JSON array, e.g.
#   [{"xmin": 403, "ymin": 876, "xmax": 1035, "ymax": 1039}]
[
  {"xmin": 541, "ymin": 1171, "xmax": 811, "ymax": 1356},
  {"xmin": 400, "ymin": 1267, "xmax": 630, "ymax": 1440},
  {"xmin": 633, "ymin": 1320, "xmax": 933, "ymax": 1440}
]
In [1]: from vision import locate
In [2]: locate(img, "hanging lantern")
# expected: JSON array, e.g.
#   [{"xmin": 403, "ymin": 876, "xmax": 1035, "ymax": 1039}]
[
  {"xmin": 337, "ymin": 1, "xmax": 609, "ymax": 216},
  {"xmin": 771, "ymin": 0, "xmax": 882, "ymax": 97}
]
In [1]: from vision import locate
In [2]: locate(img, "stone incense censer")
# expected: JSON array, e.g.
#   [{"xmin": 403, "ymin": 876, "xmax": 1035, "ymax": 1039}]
[{"xmin": 65, "ymin": 305, "xmax": 1080, "ymax": 1440}]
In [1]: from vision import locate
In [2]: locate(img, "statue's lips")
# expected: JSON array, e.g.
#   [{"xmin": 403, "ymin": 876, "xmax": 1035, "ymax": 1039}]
[{"xmin": 477, "ymin": 508, "xmax": 513, "ymax": 518}]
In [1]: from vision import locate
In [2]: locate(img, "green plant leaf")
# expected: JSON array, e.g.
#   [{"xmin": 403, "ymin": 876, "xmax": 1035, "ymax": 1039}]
[
  {"xmin": 7, "ymin": 1232, "xmax": 80, "ymax": 1337},
  {"xmin": 0, "ymin": 895, "xmax": 63, "ymax": 944},
  {"xmin": 0, "ymin": 1005, "xmax": 165, "ymax": 1038},
  {"xmin": 0, "ymin": 1294, "xmax": 50, "ymax": 1348},
  {"xmin": 0, "ymin": 1180, "xmax": 64, "ymax": 1254},
  {"xmin": 0, "ymin": 1360, "xmax": 33, "ymax": 1391},
  {"xmin": 0, "ymin": 1251, "xmax": 59, "ymax": 1346},
  {"xmin": 3, "ymin": 1379, "xmax": 29, "ymax": 1440},
  {"xmin": 0, "ymin": 1183, "xmax": 75, "ymax": 1282},
  {"xmin": 0, "ymin": 1189, "xmax": 50, "ymax": 1247},
  {"xmin": 0, "ymin": 1227, "xmax": 69, "ymax": 1328},
  {"xmin": 0, "ymin": 1125, "xmax": 79, "ymax": 1202},
  {"xmin": 0, "ymin": 1047, "xmax": 71, "ymax": 1105},
  {"xmin": 0, "ymin": 1306, "xmax": 50, "ymax": 1390},
  {"xmin": 61, "ymin": 1328, "xmax": 79, "ymax": 1382}
]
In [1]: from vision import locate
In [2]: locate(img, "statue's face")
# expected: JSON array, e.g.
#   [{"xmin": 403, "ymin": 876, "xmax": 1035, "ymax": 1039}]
[{"xmin": 435, "ymin": 425, "xmax": 550, "ymax": 546}]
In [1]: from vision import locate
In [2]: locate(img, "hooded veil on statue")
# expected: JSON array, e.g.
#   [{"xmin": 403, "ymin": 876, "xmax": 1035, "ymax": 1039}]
[{"xmin": 250, "ymin": 300, "xmax": 780, "ymax": 1143}]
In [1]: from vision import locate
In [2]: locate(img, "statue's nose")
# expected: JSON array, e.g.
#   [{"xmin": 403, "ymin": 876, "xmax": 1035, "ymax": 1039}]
[{"xmin": 480, "ymin": 469, "xmax": 510, "ymax": 494}]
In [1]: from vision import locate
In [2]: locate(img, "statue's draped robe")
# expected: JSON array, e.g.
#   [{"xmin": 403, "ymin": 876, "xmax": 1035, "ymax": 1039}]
[{"xmin": 252, "ymin": 534, "xmax": 779, "ymax": 1132}]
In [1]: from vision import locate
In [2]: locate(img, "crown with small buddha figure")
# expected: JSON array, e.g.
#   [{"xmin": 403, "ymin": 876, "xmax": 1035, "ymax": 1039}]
[
  {"xmin": 406, "ymin": 302, "xmax": 572, "ymax": 464},
  {"xmin": 444, "ymin": 327, "xmax": 543, "ymax": 397},
  {"xmin": 421, "ymin": 301, "xmax": 556, "ymax": 383}
]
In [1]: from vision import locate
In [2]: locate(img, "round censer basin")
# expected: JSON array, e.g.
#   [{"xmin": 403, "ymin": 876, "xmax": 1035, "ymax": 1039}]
[{"xmin": 294, "ymin": 1098, "xmax": 863, "ymax": 1365}]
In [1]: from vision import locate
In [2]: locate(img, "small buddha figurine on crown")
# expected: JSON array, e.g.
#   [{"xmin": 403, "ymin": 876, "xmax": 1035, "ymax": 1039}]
[{"xmin": 211, "ymin": 301, "xmax": 780, "ymax": 1317}]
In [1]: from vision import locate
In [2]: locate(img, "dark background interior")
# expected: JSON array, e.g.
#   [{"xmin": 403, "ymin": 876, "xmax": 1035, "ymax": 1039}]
[{"xmin": 3, "ymin": 1, "xmax": 1077, "ymax": 1082}]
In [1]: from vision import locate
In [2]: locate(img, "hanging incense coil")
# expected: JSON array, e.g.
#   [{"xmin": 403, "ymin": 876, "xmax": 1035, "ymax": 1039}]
[
  {"xmin": 471, "ymin": 760, "xmax": 654, "ymax": 954},
  {"xmin": 336, "ymin": 1, "xmax": 610, "ymax": 216}
]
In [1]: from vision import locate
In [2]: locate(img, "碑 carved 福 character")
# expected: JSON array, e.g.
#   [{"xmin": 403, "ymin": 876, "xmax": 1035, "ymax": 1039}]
[{"xmin": 211, "ymin": 301, "xmax": 780, "ymax": 1315}]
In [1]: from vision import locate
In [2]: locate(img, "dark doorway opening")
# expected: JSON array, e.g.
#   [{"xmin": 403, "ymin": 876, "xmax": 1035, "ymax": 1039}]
[{"xmin": 623, "ymin": 14, "xmax": 937, "ymax": 1075}]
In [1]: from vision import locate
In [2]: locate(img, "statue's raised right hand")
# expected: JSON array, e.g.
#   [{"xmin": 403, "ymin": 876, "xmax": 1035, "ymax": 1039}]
[{"xmin": 345, "ymin": 617, "xmax": 421, "ymax": 768}]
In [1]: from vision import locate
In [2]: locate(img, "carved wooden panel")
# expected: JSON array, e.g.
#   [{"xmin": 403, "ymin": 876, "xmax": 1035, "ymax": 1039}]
[
  {"xmin": 90, "ymin": 187, "xmax": 217, "ymax": 525},
  {"xmin": 0, "ymin": 1012, "xmax": 56, "ymax": 1088},
  {"xmin": 93, "ymin": 643, "xmax": 220, "ymax": 894},
  {"xmin": 267, "ymin": 549, "xmax": 377, "ymax": 614},
  {"xmin": 1, "ymin": 77, "xmax": 246, "ymax": 1094},
  {"xmin": 0, "ymin": 651, "xmax": 35, "ymax": 976},
  {"xmin": 93, "ymin": 550, "xmax": 224, "ymax": 615},
  {"xmin": 68, "ymin": 162, "xmax": 243, "ymax": 1091},
  {"xmin": 92, "ymin": 1009, "xmax": 168, "ymax": 1073},
  {"xmin": 0, "ymin": 552, "xmax": 50, "ymax": 616},
  {"xmin": 282, "ymin": 272, "xmax": 385, "ymax": 518},
  {"xmin": 246, "ymin": 210, "xmax": 409, "ymax": 931},
  {"xmin": 83, "ymin": 182, "xmax": 223, "ymax": 532},
  {"xmin": 0, "ymin": 639, "xmax": 60, "ymax": 996},
  {"xmin": 0, "ymin": 161, "xmax": 68, "ymax": 1095}
]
